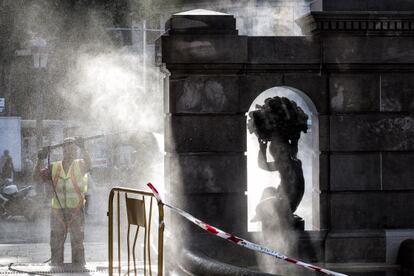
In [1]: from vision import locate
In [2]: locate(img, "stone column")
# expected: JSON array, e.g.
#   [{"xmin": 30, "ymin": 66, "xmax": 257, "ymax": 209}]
[{"xmin": 158, "ymin": 10, "xmax": 252, "ymax": 264}]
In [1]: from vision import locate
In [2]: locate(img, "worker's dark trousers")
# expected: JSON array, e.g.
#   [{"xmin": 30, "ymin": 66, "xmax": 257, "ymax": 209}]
[{"xmin": 50, "ymin": 207, "xmax": 85, "ymax": 265}]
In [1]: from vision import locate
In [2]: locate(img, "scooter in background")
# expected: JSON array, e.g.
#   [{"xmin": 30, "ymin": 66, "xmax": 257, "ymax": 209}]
[{"xmin": 0, "ymin": 178, "xmax": 40, "ymax": 221}]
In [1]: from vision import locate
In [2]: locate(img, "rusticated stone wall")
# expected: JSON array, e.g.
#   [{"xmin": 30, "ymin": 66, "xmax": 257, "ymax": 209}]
[{"xmin": 158, "ymin": 5, "xmax": 414, "ymax": 265}]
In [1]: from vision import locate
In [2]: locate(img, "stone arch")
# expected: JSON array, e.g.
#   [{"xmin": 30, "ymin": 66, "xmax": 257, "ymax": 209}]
[{"xmin": 246, "ymin": 85, "xmax": 320, "ymax": 231}]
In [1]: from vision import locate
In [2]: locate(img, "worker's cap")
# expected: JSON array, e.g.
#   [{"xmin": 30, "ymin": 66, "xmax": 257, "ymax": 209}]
[{"xmin": 63, "ymin": 137, "xmax": 76, "ymax": 144}]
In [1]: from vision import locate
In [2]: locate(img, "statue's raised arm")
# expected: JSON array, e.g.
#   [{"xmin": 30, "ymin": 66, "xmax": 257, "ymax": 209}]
[
  {"xmin": 248, "ymin": 96, "xmax": 309, "ymax": 232},
  {"xmin": 257, "ymin": 138, "xmax": 279, "ymax": 171}
]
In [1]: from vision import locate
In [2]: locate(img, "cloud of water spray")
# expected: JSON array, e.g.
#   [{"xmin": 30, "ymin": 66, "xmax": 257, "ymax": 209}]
[
  {"xmin": 50, "ymin": 10, "xmax": 166, "ymax": 232},
  {"xmin": 235, "ymin": 0, "xmax": 310, "ymax": 36},
  {"xmin": 1, "ymin": 0, "xmax": 167, "ymax": 267},
  {"xmin": 177, "ymin": 0, "xmax": 311, "ymax": 36},
  {"xmin": 59, "ymin": 50, "xmax": 162, "ymax": 133}
]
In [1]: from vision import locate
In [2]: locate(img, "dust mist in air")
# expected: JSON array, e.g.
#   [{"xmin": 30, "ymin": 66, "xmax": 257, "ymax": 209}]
[
  {"xmin": 1, "ymin": 0, "xmax": 315, "ymax": 273},
  {"xmin": 1, "ymin": 0, "xmax": 166, "ymax": 267}
]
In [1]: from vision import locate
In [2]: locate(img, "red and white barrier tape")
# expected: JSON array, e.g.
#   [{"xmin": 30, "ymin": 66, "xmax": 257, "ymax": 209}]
[{"xmin": 147, "ymin": 183, "xmax": 347, "ymax": 276}]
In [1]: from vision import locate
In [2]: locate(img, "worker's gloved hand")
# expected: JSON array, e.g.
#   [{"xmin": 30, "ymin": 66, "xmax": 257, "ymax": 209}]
[
  {"xmin": 74, "ymin": 136, "xmax": 85, "ymax": 149},
  {"xmin": 37, "ymin": 147, "xmax": 49, "ymax": 160}
]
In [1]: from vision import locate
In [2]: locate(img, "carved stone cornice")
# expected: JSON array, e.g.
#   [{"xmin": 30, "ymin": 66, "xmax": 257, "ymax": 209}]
[{"xmin": 297, "ymin": 11, "xmax": 414, "ymax": 36}]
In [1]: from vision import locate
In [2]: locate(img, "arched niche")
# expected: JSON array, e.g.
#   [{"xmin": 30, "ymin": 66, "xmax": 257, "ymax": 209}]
[{"xmin": 246, "ymin": 86, "xmax": 319, "ymax": 231}]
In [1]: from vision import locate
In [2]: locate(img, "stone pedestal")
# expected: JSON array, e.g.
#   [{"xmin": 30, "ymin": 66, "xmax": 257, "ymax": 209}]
[
  {"xmin": 159, "ymin": 10, "xmax": 250, "ymax": 265},
  {"xmin": 158, "ymin": 4, "xmax": 414, "ymax": 272}
]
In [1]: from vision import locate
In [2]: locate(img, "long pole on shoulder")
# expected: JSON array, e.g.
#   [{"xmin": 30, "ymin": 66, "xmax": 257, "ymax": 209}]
[{"xmin": 46, "ymin": 130, "xmax": 141, "ymax": 150}]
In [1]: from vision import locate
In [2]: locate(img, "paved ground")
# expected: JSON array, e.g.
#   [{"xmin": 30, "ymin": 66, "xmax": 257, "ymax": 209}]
[
  {"xmin": 0, "ymin": 214, "xmax": 110, "ymax": 275},
  {"xmin": 0, "ymin": 182, "xmax": 164, "ymax": 275},
  {"xmin": 0, "ymin": 201, "xmax": 402, "ymax": 275},
  {"xmin": 0, "ymin": 262, "xmax": 158, "ymax": 275},
  {"xmin": 0, "ymin": 211, "xmax": 160, "ymax": 275},
  {"xmin": 0, "ymin": 260, "xmax": 110, "ymax": 275},
  {"xmin": 0, "ymin": 213, "xmax": 107, "ymax": 244}
]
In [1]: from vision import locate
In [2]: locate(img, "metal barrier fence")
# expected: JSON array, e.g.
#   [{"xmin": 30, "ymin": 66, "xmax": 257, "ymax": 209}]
[{"xmin": 108, "ymin": 187, "xmax": 164, "ymax": 275}]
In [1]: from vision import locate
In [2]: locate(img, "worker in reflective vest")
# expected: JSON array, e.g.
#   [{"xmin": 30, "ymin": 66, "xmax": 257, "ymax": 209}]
[{"xmin": 34, "ymin": 137, "xmax": 91, "ymax": 266}]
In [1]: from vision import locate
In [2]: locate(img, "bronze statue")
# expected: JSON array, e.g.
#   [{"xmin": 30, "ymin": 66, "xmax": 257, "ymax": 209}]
[{"xmin": 249, "ymin": 96, "xmax": 308, "ymax": 232}]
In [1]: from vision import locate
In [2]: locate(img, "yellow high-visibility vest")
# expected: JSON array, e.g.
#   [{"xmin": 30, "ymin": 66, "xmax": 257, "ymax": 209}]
[{"xmin": 51, "ymin": 159, "xmax": 88, "ymax": 209}]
